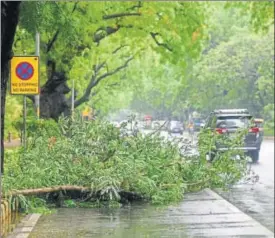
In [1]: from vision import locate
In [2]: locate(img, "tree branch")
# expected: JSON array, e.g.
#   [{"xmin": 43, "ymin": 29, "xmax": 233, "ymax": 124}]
[
  {"xmin": 72, "ymin": 2, "xmax": 79, "ymax": 13},
  {"xmin": 7, "ymin": 185, "xmax": 91, "ymax": 196},
  {"xmin": 74, "ymin": 57, "xmax": 133, "ymax": 108},
  {"xmin": 112, "ymin": 45, "xmax": 128, "ymax": 54},
  {"xmin": 103, "ymin": 12, "xmax": 141, "ymax": 20},
  {"xmin": 126, "ymin": 1, "xmax": 142, "ymax": 11},
  {"xmin": 74, "ymin": 62, "xmax": 105, "ymax": 108},
  {"xmin": 93, "ymin": 25, "xmax": 135, "ymax": 44},
  {"xmin": 46, "ymin": 2, "xmax": 79, "ymax": 53},
  {"xmin": 46, "ymin": 29, "xmax": 60, "ymax": 53},
  {"xmin": 150, "ymin": 32, "xmax": 173, "ymax": 52},
  {"xmin": 93, "ymin": 56, "xmax": 134, "ymax": 88},
  {"xmin": 93, "ymin": 26, "xmax": 120, "ymax": 44}
]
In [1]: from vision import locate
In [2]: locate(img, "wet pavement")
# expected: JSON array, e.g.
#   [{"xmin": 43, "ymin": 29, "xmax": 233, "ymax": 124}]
[
  {"xmin": 215, "ymin": 140, "xmax": 274, "ymax": 232},
  {"xmin": 25, "ymin": 189, "xmax": 273, "ymax": 238}
]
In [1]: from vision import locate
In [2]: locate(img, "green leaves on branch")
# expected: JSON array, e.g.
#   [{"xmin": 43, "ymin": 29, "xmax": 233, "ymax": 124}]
[{"xmin": 3, "ymin": 116, "xmax": 249, "ymax": 210}]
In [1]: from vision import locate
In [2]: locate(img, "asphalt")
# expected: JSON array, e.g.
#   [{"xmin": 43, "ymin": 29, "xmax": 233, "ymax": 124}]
[{"xmin": 215, "ymin": 139, "xmax": 274, "ymax": 232}]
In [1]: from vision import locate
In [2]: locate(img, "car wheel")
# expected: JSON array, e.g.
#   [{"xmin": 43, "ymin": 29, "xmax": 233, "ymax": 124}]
[{"xmin": 250, "ymin": 150, "xmax": 259, "ymax": 163}]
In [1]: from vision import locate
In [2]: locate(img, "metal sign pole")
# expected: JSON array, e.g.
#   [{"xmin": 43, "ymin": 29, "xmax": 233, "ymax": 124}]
[
  {"xmin": 23, "ymin": 50, "xmax": 27, "ymax": 150},
  {"xmin": 34, "ymin": 32, "xmax": 40, "ymax": 119},
  {"xmin": 23, "ymin": 95, "xmax": 27, "ymax": 150},
  {"xmin": 71, "ymin": 79, "xmax": 75, "ymax": 118},
  {"xmin": 0, "ymin": 54, "xmax": 2, "ymax": 230}
]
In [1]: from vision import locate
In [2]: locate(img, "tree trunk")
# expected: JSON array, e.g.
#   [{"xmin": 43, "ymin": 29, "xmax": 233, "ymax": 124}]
[
  {"xmin": 1, "ymin": 1, "xmax": 21, "ymax": 173},
  {"xmin": 39, "ymin": 70, "xmax": 71, "ymax": 120}
]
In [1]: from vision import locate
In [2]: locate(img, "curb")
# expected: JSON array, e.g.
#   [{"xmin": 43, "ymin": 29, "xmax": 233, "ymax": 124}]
[
  {"xmin": 6, "ymin": 214, "xmax": 41, "ymax": 238},
  {"xmin": 206, "ymin": 188, "xmax": 274, "ymax": 237}
]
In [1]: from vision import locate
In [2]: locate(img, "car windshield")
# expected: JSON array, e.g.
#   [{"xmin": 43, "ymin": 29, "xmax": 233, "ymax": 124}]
[{"xmin": 216, "ymin": 116, "xmax": 252, "ymax": 128}]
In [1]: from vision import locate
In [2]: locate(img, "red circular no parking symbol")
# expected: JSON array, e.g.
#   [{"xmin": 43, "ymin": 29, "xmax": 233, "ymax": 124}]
[{"xmin": 16, "ymin": 62, "xmax": 34, "ymax": 80}]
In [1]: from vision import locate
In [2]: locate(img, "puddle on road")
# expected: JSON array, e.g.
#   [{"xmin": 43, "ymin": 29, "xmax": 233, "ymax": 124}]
[{"xmin": 29, "ymin": 203, "xmax": 189, "ymax": 238}]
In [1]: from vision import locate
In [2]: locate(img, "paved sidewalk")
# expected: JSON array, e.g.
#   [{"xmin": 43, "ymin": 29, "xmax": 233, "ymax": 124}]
[
  {"xmin": 181, "ymin": 188, "xmax": 274, "ymax": 237},
  {"xmin": 8, "ymin": 189, "xmax": 274, "ymax": 238},
  {"xmin": 7, "ymin": 214, "xmax": 41, "ymax": 238}
]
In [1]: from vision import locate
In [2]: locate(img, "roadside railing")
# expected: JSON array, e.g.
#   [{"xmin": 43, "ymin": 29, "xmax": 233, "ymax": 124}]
[{"xmin": 1, "ymin": 198, "xmax": 21, "ymax": 237}]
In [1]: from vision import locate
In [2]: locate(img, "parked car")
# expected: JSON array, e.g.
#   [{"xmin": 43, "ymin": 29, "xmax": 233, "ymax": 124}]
[
  {"xmin": 202, "ymin": 109, "xmax": 263, "ymax": 163},
  {"xmin": 168, "ymin": 121, "xmax": 184, "ymax": 134}
]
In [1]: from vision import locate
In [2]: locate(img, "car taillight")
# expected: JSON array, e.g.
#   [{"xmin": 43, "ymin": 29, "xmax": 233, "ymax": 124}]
[
  {"xmin": 249, "ymin": 127, "xmax": 259, "ymax": 133},
  {"xmin": 215, "ymin": 128, "xmax": 227, "ymax": 134}
]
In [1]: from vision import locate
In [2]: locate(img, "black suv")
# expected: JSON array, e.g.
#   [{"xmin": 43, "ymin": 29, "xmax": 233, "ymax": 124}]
[{"xmin": 203, "ymin": 109, "xmax": 263, "ymax": 163}]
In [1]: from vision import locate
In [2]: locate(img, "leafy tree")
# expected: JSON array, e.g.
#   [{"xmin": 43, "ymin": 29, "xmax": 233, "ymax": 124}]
[
  {"xmin": 224, "ymin": 1, "xmax": 274, "ymax": 33},
  {"xmin": 15, "ymin": 1, "xmax": 207, "ymax": 119},
  {"xmin": 190, "ymin": 27, "xmax": 274, "ymax": 117}
]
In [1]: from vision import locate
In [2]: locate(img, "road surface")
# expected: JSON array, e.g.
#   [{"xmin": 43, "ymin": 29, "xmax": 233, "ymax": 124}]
[{"xmin": 216, "ymin": 139, "xmax": 274, "ymax": 232}]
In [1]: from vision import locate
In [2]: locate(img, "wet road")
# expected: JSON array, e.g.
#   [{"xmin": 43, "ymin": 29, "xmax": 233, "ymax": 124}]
[{"xmin": 216, "ymin": 139, "xmax": 274, "ymax": 232}]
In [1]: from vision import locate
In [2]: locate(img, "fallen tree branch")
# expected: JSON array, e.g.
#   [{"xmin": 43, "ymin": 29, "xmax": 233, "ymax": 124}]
[
  {"xmin": 5, "ymin": 185, "xmax": 146, "ymax": 202},
  {"xmin": 6, "ymin": 185, "xmax": 91, "ymax": 196}
]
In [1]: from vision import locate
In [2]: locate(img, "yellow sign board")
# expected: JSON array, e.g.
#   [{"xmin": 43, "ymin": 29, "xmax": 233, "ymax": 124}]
[
  {"xmin": 82, "ymin": 111, "xmax": 89, "ymax": 117},
  {"xmin": 10, "ymin": 56, "xmax": 39, "ymax": 95}
]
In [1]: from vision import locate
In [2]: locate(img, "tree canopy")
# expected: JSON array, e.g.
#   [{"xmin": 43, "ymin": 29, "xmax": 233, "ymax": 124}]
[{"xmin": 4, "ymin": 1, "xmax": 275, "ymax": 137}]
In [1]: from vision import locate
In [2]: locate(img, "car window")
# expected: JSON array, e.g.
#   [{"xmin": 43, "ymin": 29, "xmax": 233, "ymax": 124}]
[{"xmin": 216, "ymin": 116, "xmax": 251, "ymax": 128}]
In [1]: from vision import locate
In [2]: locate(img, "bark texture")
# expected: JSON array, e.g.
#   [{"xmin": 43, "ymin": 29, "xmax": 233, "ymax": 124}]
[{"xmin": 1, "ymin": 1, "xmax": 21, "ymax": 173}]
